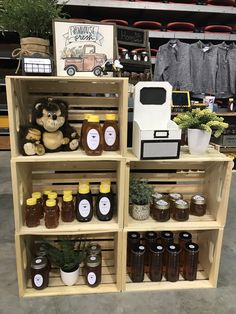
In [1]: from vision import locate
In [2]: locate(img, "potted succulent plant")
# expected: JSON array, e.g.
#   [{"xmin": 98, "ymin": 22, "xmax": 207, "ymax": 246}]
[
  {"xmin": 174, "ymin": 108, "xmax": 228, "ymax": 155},
  {"xmin": 0, "ymin": 0, "xmax": 66, "ymax": 58},
  {"xmin": 42, "ymin": 237, "xmax": 87, "ymax": 286},
  {"xmin": 129, "ymin": 177, "xmax": 153, "ymax": 220}
]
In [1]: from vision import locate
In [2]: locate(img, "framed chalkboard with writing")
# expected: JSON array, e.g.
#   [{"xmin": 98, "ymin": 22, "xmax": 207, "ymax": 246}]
[{"xmin": 117, "ymin": 25, "xmax": 147, "ymax": 48}]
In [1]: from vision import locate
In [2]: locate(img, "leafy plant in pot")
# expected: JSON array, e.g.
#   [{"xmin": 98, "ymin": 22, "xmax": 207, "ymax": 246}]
[
  {"xmin": 129, "ymin": 177, "xmax": 153, "ymax": 220},
  {"xmin": 41, "ymin": 236, "xmax": 87, "ymax": 286},
  {"xmin": 174, "ymin": 108, "xmax": 228, "ymax": 155},
  {"xmin": 0, "ymin": 0, "xmax": 66, "ymax": 67}
]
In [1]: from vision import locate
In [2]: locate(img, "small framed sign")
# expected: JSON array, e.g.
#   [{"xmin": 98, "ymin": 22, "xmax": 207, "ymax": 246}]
[
  {"xmin": 53, "ymin": 19, "xmax": 116, "ymax": 77},
  {"xmin": 172, "ymin": 91, "xmax": 191, "ymax": 108}
]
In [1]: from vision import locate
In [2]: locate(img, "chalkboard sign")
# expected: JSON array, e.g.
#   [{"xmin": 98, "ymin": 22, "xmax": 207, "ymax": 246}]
[
  {"xmin": 140, "ymin": 87, "xmax": 166, "ymax": 105},
  {"xmin": 117, "ymin": 26, "xmax": 147, "ymax": 47}
]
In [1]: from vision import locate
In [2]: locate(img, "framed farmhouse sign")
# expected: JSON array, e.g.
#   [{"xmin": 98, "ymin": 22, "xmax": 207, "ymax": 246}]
[{"xmin": 53, "ymin": 19, "xmax": 116, "ymax": 77}]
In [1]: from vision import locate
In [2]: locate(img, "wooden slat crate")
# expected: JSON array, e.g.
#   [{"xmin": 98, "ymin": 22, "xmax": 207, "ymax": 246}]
[
  {"xmin": 11, "ymin": 160, "xmax": 125, "ymax": 234},
  {"xmin": 6, "ymin": 76, "xmax": 128, "ymax": 160},
  {"xmin": 124, "ymin": 151, "xmax": 233, "ymax": 229},
  {"xmin": 122, "ymin": 228, "xmax": 224, "ymax": 291},
  {"xmin": 15, "ymin": 231, "xmax": 123, "ymax": 297}
]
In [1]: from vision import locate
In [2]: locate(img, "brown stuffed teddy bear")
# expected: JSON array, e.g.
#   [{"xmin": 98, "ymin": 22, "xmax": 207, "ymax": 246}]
[{"xmin": 20, "ymin": 98, "xmax": 79, "ymax": 155}]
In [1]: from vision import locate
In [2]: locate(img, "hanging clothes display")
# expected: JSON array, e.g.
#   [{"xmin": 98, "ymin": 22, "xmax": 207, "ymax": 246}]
[{"xmin": 153, "ymin": 39, "xmax": 192, "ymax": 91}]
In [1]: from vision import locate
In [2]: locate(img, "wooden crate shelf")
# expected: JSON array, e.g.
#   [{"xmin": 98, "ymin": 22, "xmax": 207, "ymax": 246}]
[
  {"xmin": 122, "ymin": 229, "xmax": 224, "ymax": 291},
  {"xmin": 124, "ymin": 150, "xmax": 233, "ymax": 229},
  {"xmin": 11, "ymin": 159, "xmax": 125, "ymax": 233},
  {"xmin": 6, "ymin": 76, "xmax": 128, "ymax": 158},
  {"xmin": 15, "ymin": 231, "xmax": 123, "ymax": 297}
]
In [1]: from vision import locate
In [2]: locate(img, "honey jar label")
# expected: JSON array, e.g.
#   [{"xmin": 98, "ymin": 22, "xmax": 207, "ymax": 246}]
[
  {"xmin": 170, "ymin": 193, "xmax": 181, "ymax": 199},
  {"xmin": 34, "ymin": 274, "xmax": 43, "ymax": 288},
  {"xmin": 104, "ymin": 126, "xmax": 116, "ymax": 146},
  {"xmin": 175, "ymin": 199, "xmax": 187, "ymax": 206},
  {"xmin": 87, "ymin": 129, "xmax": 100, "ymax": 150},
  {"xmin": 87, "ymin": 272, "xmax": 96, "ymax": 285},
  {"xmin": 156, "ymin": 199, "xmax": 168, "ymax": 206},
  {"xmin": 78, "ymin": 199, "xmax": 91, "ymax": 218},
  {"xmin": 193, "ymin": 195, "xmax": 204, "ymax": 201},
  {"xmin": 99, "ymin": 197, "xmax": 111, "ymax": 215}
]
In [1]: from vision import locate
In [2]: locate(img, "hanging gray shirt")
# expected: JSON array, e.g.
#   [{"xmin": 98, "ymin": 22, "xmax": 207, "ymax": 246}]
[
  {"xmin": 190, "ymin": 41, "xmax": 218, "ymax": 97},
  {"xmin": 154, "ymin": 40, "xmax": 192, "ymax": 90},
  {"xmin": 215, "ymin": 42, "xmax": 236, "ymax": 98}
]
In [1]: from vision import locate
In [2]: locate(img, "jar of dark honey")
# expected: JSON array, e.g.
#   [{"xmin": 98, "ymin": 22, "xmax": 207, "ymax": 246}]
[
  {"xmin": 148, "ymin": 243, "xmax": 164, "ymax": 282},
  {"xmin": 153, "ymin": 199, "xmax": 170, "ymax": 222},
  {"xmin": 168, "ymin": 193, "xmax": 183, "ymax": 215},
  {"xmin": 102, "ymin": 114, "xmax": 119, "ymax": 151},
  {"xmin": 183, "ymin": 242, "xmax": 199, "ymax": 281},
  {"xmin": 48, "ymin": 192, "xmax": 60, "ymax": 220},
  {"xmin": 130, "ymin": 244, "xmax": 145, "ymax": 282},
  {"xmin": 130, "ymin": 50, "xmax": 138, "ymax": 61},
  {"xmin": 42, "ymin": 189, "xmax": 52, "ymax": 211},
  {"xmin": 25, "ymin": 198, "xmax": 40, "ymax": 227},
  {"xmin": 87, "ymin": 243, "xmax": 102, "ymax": 259},
  {"xmin": 82, "ymin": 114, "xmax": 103, "ymax": 156},
  {"xmin": 121, "ymin": 48, "xmax": 129, "ymax": 59},
  {"xmin": 144, "ymin": 231, "xmax": 158, "ymax": 269},
  {"xmin": 151, "ymin": 192, "xmax": 164, "ymax": 211},
  {"xmin": 31, "ymin": 257, "xmax": 49, "ymax": 290},
  {"xmin": 127, "ymin": 232, "xmax": 140, "ymax": 268},
  {"xmin": 160, "ymin": 231, "xmax": 174, "ymax": 268},
  {"xmin": 96, "ymin": 181, "xmax": 114, "ymax": 221},
  {"xmin": 141, "ymin": 51, "xmax": 149, "ymax": 62},
  {"xmin": 190, "ymin": 194, "xmax": 207, "ymax": 216},
  {"xmin": 166, "ymin": 244, "xmax": 181, "ymax": 282},
  {"xmin": 173, "ymin": 199, "xmax": 189, "ymax": 221},
  {"xmin": 76, "ymin": 183, "xmax": 93, "ymax": 222},
  {"xmin": 80, "ymin": 114, "xmax": 90, "ymax": 149},
  {"xmin": 32, "ymin": 192, "xmax": 44, "ymax": 219},
  {"xmin": 61, "ymin": 194, "xmax": 75, "ymax": 222},
  {"xmin": 45, "ymin": 199, "xmax": 59, "ymax": 229},
  {"xmin": 85, "ymin": 255, "xmax": 101, "ymax": 287},
  {"xmin": 178, "ymin": 231, "xmax": 192, "ymax": 267}
]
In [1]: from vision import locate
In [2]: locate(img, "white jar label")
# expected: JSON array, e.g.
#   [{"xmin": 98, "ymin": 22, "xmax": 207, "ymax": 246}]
[
  {"xmin": 169, "ymin": 245, "xmax": 176, "ymax": 250},
  {"xmin": 78, "ymin": 199, "xmax": 91, "ymax": 218},
  {"xmin": 156, "ymin": 199, "xmax": 168, "ymax": 206},
  {"xmin": 157, "ymin": 245, "xmax": 163, "ymax": 250},
  {"xmin": 189, "ymin": 244, "xmax": 195, "ymax": 249},
  {"xmin": 193, "ymin": 195, "xmax": 205, "ymax": 201},
  {"xmin": 176, "ymin": 199, "xmax": 187, "ymax": 206},
  {"xmin": 99, "ymin": 197, "xmax": 111, "ymax": 215},
  {"xmin": 139, "ymin": 245, "xmax": 145, "ymax": 250},
  {"xmin": 104, "ymin": 126, "xmax": 116, "ymax": 146},
  {"xmin": 35, "ymin": 259, "xmax": 42, "ymax": 264},
  {"xmin": 34, "ymin": 274, "xmax": 43, "ymax": 287},
  {"xmin": 183, "ymin": 233, "xmax": 189, "ymax": 238},
  {"xmin": 87, "ymin": 272, "xmax": 96, "ymax": 285},
  {"xmin": 170, "ymin": 193, "xmax": 181, "ymax": 199},
  {"xmin": 87, "ymin": 129, "xmax": 100, "ymax": 150}
]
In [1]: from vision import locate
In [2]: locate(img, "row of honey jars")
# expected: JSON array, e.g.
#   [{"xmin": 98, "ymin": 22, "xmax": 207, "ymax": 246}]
[
  {"xmin": 81, "ymin": 114, "xmax": 119, "ymax": 156},
  {"xmin": 151, "ymin": 192, "xmax": 207, "ymax": 222},
  {"xmin": 127, "ymin": 231, "xmax": 199, "ymax": 283}
]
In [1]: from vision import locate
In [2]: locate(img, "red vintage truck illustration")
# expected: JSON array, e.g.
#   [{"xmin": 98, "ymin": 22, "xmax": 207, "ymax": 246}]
[{"xmin": 63, "ymin": 44, "xmax": 107, "ymax": 76}]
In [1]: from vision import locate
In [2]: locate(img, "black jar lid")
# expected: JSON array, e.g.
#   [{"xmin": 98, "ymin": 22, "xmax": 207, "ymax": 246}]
[
  {"xmin": 179, "ymin": 232, "xmax": 192, "ymax": 241},
  {"xmin": 87, "ymin": 243, "xmax": 101, "ymax": 255},
  {"xmin": 150, "ymin": 243, "xmax": 164, "ymax": 253},
  {"xmin": 185, "ymin": 242, "xmax": 199, "ymax": 252},
  {"xmin": 145, "ymin": 231, "xmax": 158, "ymax": 240},
  {"xmin": 86, "ymin": 255, "xmax": 101, "ymax": 267},
  {"xmin": 131, "ymin": 244, "xmax": 145, "ymax": 254},
  {"xmin": 128, "ymin": 232, "xmax": 140, "ymax": 240},
  {"xmin": 167, "ymin": 243, "xmax": 181, "ymax": 254},
  {"xmin": 31, "ymin": 257, "xmax": 47, "ymax": 270},
  {"xmin": 161, "ymin": 231, "xmax": 174, "ymax": 239}
]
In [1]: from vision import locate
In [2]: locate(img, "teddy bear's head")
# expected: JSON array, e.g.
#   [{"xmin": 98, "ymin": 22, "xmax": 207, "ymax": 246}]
[{"xmin": 32, "ymin": 98, "xmax": 68, "ymax": 132}]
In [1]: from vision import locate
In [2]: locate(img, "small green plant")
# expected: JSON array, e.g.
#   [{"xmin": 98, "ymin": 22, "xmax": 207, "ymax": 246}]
[
  {"xmin": 41, "ymin": 236, "xmax": 87, "ymax": 272},
  {"xmin": 0, "ymin": 0, "xmax": 67, "ymax": 38},
  {"xmin": 173, "ymin": 108, "xmax": 228, "ymax": 138},
  {"xmin": 129, "ymin": 177, "xmax": 153, "ymax": 206}
]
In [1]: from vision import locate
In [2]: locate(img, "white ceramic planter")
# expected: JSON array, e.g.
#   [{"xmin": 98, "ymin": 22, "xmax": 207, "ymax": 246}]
[
  {"xmin": 60, "ymin": 267, "xmax": 79, "ymax": 286},
  {"xmin": 131, "ymin": 203, "xmax": 150, "ymax": 220},
  {"xmin": 188, "ymin": 129, "xmax": 212, "ymax": 155}
]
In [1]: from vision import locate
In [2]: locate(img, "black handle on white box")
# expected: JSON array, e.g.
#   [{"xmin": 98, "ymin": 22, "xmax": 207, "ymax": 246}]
[{"xmin": 153, "ymin": 130, "xmax": 169, "ymax": 138}]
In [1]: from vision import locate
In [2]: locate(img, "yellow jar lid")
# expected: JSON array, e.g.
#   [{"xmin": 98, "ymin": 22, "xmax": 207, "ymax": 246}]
[
  {"xmin": 105, "ymin": 114, "xmax": 116, "ymax": 121},
  {"xmin": 48, "ymin": 192, "xmax": 57, "ymax": 199},
  {"xmin": 84, "ymin": 114, "xmax": 91, "ymax": 120},
  {"xmin": 100, "ymin": 183, "xmax": 110, "ymax": 193},
  {"xmin": 43, "ymin": 189, "xmax": 52, "ymax": 195},
  {"xmin": 32, "ymin": 192, "xmax": 42, "ymax": 199},
  {"xmin": 26, "ymin": 198, "xmax": 37, "ymax": 206},
  {"xmin": 63, "ymin": 190, "xmax": 72, "ymax": 196},
  {"xmin": 63, "ymin": 194, "xmax": 73, "ymax": 202},
  {"xmin": 101, "ymin": 179, "xmax": 111, "ymax": 186},
  {"xmin": 79, "ymin": 184, "xmax": 90, "ymax": 194},
  {"xmin": 46, "ymin": 199, "xmax": 56, "ymax": 207},
  {"xmin": 88, "ymin": 114, "xmax": 99, "ymax": 123}
]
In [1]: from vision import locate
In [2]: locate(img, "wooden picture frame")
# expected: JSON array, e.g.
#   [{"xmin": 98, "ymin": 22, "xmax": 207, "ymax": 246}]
[{"xmin": 53, "ymin": 19, "xmax": 116, "ymax": 77}]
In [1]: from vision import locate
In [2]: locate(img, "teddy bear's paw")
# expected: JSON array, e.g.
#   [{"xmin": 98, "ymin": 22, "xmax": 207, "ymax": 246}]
[
  {"xmin": 24, "ymin": 143, "xmax": 36, "ymax": 156},
  {"xmin": 69, "ymin": 139, "xmax": 79, "ymax": 150}
]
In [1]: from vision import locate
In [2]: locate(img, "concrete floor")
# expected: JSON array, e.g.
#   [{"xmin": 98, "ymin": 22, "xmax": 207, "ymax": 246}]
[{"xmin": 0, "ymin": 151, "xmax": 236, "ymax": 314}]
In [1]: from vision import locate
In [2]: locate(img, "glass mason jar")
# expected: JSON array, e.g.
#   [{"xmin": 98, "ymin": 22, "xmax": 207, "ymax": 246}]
[
  {"xmin": 168, "ymin": 193, "xmax": 183, "ymax": 216},
  {"xmin": 25, "ymin": 198, "xmax": 40, "ymax": 228},
  {"xmin": 153, "ymin": 199, "xmax": 170, "ymax": 222},
  {"xmin": 85, "ymin": 255, "xmax": 101, "ymax": 287},
  {"xmin": 127, "ymin": 232, "xmax": 140, "ymax": 269},
  {"xmin": 32, "ymin": 191, "xmax": 44, "ymax": 219},
  {"xmin": 166, "ymin": 244, "xmax": 181, "ymax": 282},
  {"xmin": 160, "ymin": 231, "xmax": 174, "ymax": 268},
  {"xmin": 173, "ymin": 199, "xmax": 189, "ymax": 221},
  {"xmin": 190, "ymin": 194, "xmax": 207, "ymax": 216},
  {"xmin": 183, "ymin": 242, "xmax": 199, "ymax": 281},
  {"xmin": 31, "ymin": 257, "xmax": 49, "ymax": 290},
  {"xmin": 148, "ymin": 243, "xmax": 164, "ymax": 282},
  {"xmin": 178, "ymin": 231, "xmax": 192, "ymax": 267},
  {"xmin": 87, "ymin": 243, "xmax": 102, "ymax": 259},
  {"xmin": 144, "ymin": 231, "xmax": 158, "ymax": 269},
  {"xmin": 130, "ymin": 244, "xmax": 145, "ymax": 282}
]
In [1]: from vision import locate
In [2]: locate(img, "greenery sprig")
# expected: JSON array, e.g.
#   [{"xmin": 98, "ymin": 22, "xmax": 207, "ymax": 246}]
[
  {"xmin": 129, "ymin": 177, "xmax": 153, "ymax": 206},
  {"xmin": 173, "ymin": 108, "xmax": 228, "ymax": 138},
  {"xmin": 0, "ymin": 0, "xmax": 67, "ymax": 38}
]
